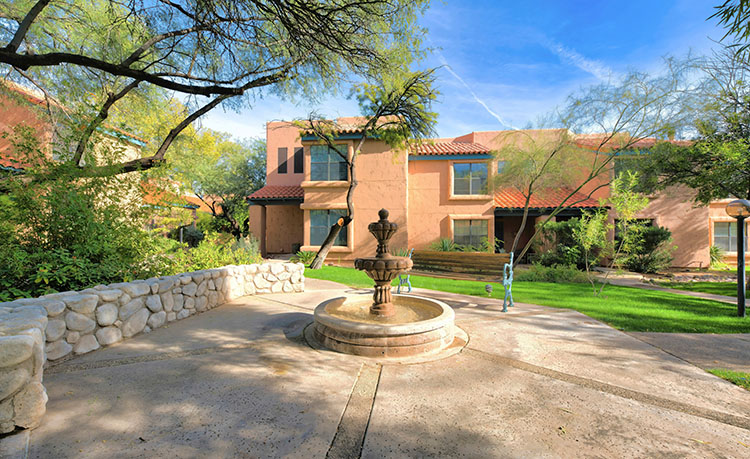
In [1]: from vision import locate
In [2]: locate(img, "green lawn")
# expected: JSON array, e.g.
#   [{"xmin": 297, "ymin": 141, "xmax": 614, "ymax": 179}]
[
  {"xmin": 304, "ymin": 266, "xmax": 750, "ymax": 334},
  {"xmin": 657, "ymin": 281, "xmax": 737, "ymax": 298},
  {"xmin": 708, "ymin": 369, "xmax": 750, "ymax": 391}
]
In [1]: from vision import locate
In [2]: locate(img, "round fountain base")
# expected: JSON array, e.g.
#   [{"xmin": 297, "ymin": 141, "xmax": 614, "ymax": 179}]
[{"xmin": 311, "ymin": 294, "xmax": 457, "ymax": 358}]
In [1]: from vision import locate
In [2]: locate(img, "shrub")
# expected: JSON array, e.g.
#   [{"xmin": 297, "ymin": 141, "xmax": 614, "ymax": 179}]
[
  {"xmin": 291, "ymin": 250, "xmax": 317, "ymax": 265},
  {"xmin": 0, "ymin": 173, "xmax": 156, "ymax": 299},
  {"xmin": 430, "ymin": 238, "xmax": 456, "ymax": 252},
  {"xmin": 709, "ymin": 245, "xmax": 726, "ymax": 269},
  {"xmin": 621, "ymin": 225, "xmax": 674, "ymax": 274},
  {"xmin": 515, "ymin": 263, "xmax": 588, "ymax": 283},
  {"xmin": 535, "ymin": 219, "xmax": 588, "ymax": 269}
]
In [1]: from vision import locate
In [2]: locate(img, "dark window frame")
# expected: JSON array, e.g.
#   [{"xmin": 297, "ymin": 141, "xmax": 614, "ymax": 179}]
[
  {"xmin": 453, "ymin": 162, "xmax": 488, "ymax": 195},
  {"xmin": 310, "ymin": 144, "xmax": 348, "ymax": 181},
  {"xmin": 453, "ymin": 219, "xmax": 488, "ymax": 248}
]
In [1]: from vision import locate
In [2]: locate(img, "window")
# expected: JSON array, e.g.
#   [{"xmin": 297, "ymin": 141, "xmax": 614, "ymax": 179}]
[
  {"xmin": 454, "ymin": 219, "xmax": 488, "ymax": 248},
  {"xmin": 311, "ymin": 145, "xmax": 347, "ymax": 181},
  {"xmin": 294, "ymin": 147, "xmax": 304, "ymax": 174},
  {"xmin": 453, "ymin": 162, "xmax": 488, "ymax": 195},
  {"xmin": 714, "ymin": 221, "xmax": 747, "ymax": 252},
  {"xmin": 310, "ymin": 210, "xmax": 347, "ymax": 246},
  {"xmin": 278, "ymin": 147, "xmax": 288, "ymax": 174},
  {"xmin": 497, "ymin": 161, "xmax": 506, "ymax": 174}
]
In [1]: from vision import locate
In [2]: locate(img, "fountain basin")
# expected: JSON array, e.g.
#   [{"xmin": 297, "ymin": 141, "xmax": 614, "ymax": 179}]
[{"xmin": 312, "ymin": 294, "xmax": 455, "ymax": 358}]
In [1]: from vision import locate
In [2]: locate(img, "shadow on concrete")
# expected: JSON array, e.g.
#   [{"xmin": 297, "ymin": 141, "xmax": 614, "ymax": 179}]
[{"xmin": 29, "ymin": 302, "xmax": 362, "ymax": 457}]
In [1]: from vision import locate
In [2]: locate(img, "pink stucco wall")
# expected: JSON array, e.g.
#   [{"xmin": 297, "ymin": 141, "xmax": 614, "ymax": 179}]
[
  {"xmin": 407, "ymin": 159, "xmax": 494, "ymax": 250},
  {"xmin": 266, "ymin": 121, "xmax": 304, "ymax": 186},
  {"xmin": 300, "ymin": 136, "xmax": 409, "ymax": 261}
]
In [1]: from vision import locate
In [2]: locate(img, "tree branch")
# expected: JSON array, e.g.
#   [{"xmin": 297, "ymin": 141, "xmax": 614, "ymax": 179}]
[
  {"xmin": 3, "ymin": 0, "xmax": 51, "ymax": 53},
  {"xmin": 0, "ymin": 50, "xmax": 247, "ymax": 96},
  {"xmin": 73, "ymin": 80, "xmax": 140, "ymax": 165}
]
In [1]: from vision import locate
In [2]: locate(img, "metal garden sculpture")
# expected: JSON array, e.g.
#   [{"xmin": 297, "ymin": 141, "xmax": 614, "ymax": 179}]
[
  {"xmin": 502, "ymin": 252, "xmax": 514, "ymax": 312},
  {"xmin": 397, "ymin": 248, "xmax": 414, "ymax": 294}
]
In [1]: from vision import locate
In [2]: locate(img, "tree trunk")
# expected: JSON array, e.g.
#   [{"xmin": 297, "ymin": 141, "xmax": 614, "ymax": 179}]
[
  {"xmin": 510, "ymin": 192, "xmax": 532, "ymax": 267},
  {"xmin": 309, "ymin": 217, "xmax": 351, "ymax": 269}
]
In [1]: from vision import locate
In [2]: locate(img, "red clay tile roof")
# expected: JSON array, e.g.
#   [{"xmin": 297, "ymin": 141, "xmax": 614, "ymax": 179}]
[
  {"xmin": 494, "ymin": 187, "xmax": 602, "ymax": 209},
  {"xmin": 412, "ymin": 141, "xmax": 492, "ymax": 156},
  {"xmin": 248, "ymin": 185, "xmax": 304, "ymax": 200}
]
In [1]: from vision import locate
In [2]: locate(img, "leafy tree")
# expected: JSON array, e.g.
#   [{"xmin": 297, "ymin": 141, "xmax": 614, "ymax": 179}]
[
  {"xmin": 495, "ymin": 58, "xmax": 699, "ymax": 266},
  {"xmin": 304, "ymin": 69, "xmax": 438, "ymax": 269},
  {"xmin": 574, "ymin": 172, "xmax": 650, "ymax": 295},
  {"xmin": 172, "ymin": 132, "xmax": 266, "ymax": 239},
  {"xmin": 712, "ymin": 1, "xmax": 750, "ymax": 54},
  {"xmin": 0, "ymin": 0, "xmax": 431, "ymax": 182},
  {"xmin": 637, "ymin": 49, "xmax": 750, "ymax": 203}
]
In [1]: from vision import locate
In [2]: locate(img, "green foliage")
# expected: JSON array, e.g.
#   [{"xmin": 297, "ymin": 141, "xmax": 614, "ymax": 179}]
[
  {"xmin": 535, "ymin": 219, "xmax": 587, "ymax": 269},
  {"xmin": 430, "ymin": 238, "xmax": 457, "ymax": 252},
  {"xmin": 515, "ymin": 263, "xmax": 588, "ymax": 283},
  {"xmin": 0, "ymin": 167, "xmax": 156, "ymax": 299},
  {"xmin": 291, "ymin": 251, "xmax": 317, "ymax": 265},
  {"xmin": 621, "ymin": 225, "xmax": 675, "ymax": 273},
  {"xmin": 151, "ymin": 233, "xmax": 262, "ymax": 276},
  {"xmin": 710, "ymin": 245, "xmax": 728, "ymax": 269},
  {"xmin": 171, "ymin": 133, "xmax": 266, "ymax": 239},
  {"xmin": 390, "ymin": 248, "xmax": 412, "ymax": 257}
]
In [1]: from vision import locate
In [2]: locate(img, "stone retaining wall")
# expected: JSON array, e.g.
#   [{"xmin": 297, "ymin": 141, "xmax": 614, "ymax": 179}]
[{"xmin": 0, "ymin": 262, "xmax": 304, "ymax": 433}]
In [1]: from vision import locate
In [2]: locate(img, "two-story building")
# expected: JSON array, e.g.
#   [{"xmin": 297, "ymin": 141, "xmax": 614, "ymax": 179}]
[{"xmin": 248, "ymin": 119, "xmax": 744, "ymax": 268}]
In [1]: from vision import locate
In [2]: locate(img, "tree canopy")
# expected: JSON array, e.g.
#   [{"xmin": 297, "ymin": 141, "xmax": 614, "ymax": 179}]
[{"xmin": 0, "ymin": 0, "xmax": 431, "ymax": 178}]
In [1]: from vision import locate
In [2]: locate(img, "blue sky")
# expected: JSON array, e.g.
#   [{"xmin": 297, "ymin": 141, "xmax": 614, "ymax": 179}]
[{"xmin": 202, "ymin": 0, "xmax": 727, "ymax": 140}]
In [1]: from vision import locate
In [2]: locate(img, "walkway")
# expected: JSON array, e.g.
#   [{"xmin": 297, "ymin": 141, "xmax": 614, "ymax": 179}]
[
  {"xmin": 605, "ymin": 277, "xmax": 737, "ymax": 304},
  {"xmin": 3, "ymin": 279, "xmax": 750, "ymax": 458}
]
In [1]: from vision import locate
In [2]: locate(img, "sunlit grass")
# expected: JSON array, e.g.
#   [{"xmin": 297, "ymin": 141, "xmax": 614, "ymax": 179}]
[
  {"xmin": 708, "ymin": 368, "xmax": 750, "ymax": 391},
  {"xmin": 305, "ymin": 266, "xmax": 750, "ymax": 333},
  {"xmin": 657, "ymin": 281, "xmax": 737, "ymax": 297}
]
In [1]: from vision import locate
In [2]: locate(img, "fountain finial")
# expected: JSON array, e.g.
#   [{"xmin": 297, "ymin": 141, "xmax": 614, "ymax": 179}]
[{"xmin": 368, "ymin": 208, "xmax": 398, "ymax": 258}]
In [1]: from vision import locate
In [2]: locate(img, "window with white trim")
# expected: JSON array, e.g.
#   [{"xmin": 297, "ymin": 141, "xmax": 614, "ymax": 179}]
[
  {"xmin": 454, "ymin": 219, "xmax": 488, "ymax": 248},
  {"xmin": 453, "ymin": 162, "xmax": 488, "ymax": 195},
  {"xmin": 714, "ymin": 221, "xmax": 747, "ymax": 252},
  {"xmin": 310, "ymin": 210, "xmax": 347, "ymax": 246}
]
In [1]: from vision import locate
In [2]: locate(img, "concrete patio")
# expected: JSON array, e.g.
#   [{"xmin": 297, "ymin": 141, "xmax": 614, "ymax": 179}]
[{"xmin": 2, "ymin": 279, "xmax": 749, "ymax": 458}]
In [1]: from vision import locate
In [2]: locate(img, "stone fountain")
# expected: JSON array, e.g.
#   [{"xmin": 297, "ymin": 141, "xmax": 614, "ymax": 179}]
[{"xmin": 311, "ymin": 209, "xmax": 458, "ymax": 358}]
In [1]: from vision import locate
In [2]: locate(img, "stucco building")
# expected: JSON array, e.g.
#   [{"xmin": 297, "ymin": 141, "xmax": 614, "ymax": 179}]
[{"xmin": 248, "ymin": 119, "xmax": 745, "ymax": 268}]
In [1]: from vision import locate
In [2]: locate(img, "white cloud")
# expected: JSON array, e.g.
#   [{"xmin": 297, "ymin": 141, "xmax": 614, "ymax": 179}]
[{"xmin": 541, "ymin": 38, "xmax": 616, "ymax": 82}]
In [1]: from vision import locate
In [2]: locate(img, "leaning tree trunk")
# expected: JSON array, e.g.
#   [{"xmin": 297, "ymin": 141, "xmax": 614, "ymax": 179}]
[
  {"xmin": 510, "ymin": 192, "xmax": 533, "ymax": 267},
  {"xmin": 309, "ymin": 153, "xmax": 359, "ymax": 269},
  {"xmin": 309, "ymin": 216, "xmax": 352, "ymax": 269}
]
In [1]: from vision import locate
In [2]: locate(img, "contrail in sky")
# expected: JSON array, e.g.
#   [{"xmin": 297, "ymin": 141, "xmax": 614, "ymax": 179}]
[
  {"xmin": 541, "ymin": 38, "xmax": 615, "ymax": 81},
  {"xmin": 437, "ymin": 53, "xmax": 517, "ymax": 130}
]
